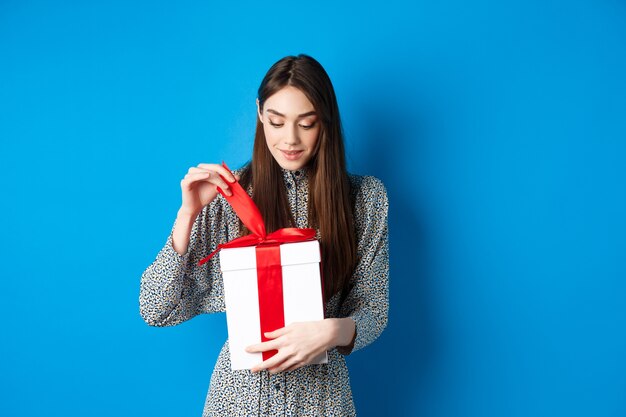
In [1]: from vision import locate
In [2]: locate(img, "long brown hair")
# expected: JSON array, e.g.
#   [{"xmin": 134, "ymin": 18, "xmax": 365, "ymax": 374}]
[{"xmin": 239, "ymin": 54, "xmax": 356, "ymax": 298}]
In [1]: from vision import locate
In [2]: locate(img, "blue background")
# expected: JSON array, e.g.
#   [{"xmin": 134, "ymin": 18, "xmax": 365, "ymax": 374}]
[{"xmin": 1, "ymin": 1, "xmax": 625, "ymax": 416}]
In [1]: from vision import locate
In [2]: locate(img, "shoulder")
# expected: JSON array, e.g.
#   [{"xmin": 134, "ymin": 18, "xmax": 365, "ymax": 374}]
[
  {"xmin": 348, "ymin": 173, "xmax": 389, "ymax": 239},
  {"xmin": 348, "ymin": 173, "xmax": 388, "ymax": 207}
]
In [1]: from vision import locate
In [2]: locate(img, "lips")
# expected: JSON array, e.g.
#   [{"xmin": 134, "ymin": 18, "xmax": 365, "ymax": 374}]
[{"xmin": 280, "ymin": 150, "xmax": 304, "ymax": 161}]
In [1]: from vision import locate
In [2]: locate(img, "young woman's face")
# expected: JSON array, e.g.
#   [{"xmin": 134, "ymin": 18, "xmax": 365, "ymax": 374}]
[{"xmin": 257, "ymin": 86, "xmax": 320, "ymax": 171}]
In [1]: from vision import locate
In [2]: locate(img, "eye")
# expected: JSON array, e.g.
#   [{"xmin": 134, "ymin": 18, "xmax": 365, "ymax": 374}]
[
  {"xmin": 269, "ymin": 120, "xmax": 284, "ymax": 128},
  {"xmin": 299, "ymin": 122, "xmax": 317, "ymax": 130}
]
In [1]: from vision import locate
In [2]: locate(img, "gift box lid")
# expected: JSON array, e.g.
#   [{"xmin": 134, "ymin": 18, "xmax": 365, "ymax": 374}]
[{"xmin": 220, "ymin": 240, "xmax": 320, "ymax": 272}]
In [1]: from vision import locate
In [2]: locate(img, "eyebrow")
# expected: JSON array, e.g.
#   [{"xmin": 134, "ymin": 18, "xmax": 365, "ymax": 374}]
[{"xmin": 266, "ymin": 109, "xmax": 317, "ymax": 118}]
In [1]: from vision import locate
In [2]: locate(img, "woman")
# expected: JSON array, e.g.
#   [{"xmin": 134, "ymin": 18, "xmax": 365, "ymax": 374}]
[{"xmin": 139, "ymin": 54, "xmax": 389, "ymax": 416}]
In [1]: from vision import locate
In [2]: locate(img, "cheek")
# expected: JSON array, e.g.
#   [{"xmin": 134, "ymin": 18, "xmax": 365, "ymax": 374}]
[
  {"xmin": 305, "ymin": 129, "xmax": 320, "ymax": 148},
  {"xmin": 263, "ymin": 125, "xmax": 278, "ymax": 145}
]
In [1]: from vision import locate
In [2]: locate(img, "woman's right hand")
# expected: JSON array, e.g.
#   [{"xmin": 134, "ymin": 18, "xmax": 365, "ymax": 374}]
[
  {"xmin": 179, "ymin": 163, "xmax": 237, "ymax": 217},
  {"xmin": 171, "ymin": 164, "xmax": 237, "ymax": 255}
]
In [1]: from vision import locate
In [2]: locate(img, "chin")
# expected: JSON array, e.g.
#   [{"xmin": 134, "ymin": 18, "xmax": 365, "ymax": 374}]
[{"xmin": 279, "ymin": 162, "xmax": 305, "ymax": 171}]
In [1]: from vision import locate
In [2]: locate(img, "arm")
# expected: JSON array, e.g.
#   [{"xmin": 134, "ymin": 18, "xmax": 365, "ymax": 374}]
[
  {"xmin": 138, "ymin": 201, "xmax": 226, "ymax": 327},
  {"xmin": 139, "ymin": 164, "xmax": 239, "ymax": 327},
  {"xmin": 338, "ymin": 176, "xmax": 390, "ymax": 354}
]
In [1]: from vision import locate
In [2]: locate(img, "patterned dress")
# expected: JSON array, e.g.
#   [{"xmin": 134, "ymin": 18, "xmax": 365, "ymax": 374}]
[{"xmin": 139, "ymin": 168, "xmax": 389, "ymax": 416}]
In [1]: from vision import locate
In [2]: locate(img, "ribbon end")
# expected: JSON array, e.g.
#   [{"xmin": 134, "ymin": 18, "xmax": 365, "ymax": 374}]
[{"xmin": 198, "ymin": 247, "xmax": 221, "ymax": 266}]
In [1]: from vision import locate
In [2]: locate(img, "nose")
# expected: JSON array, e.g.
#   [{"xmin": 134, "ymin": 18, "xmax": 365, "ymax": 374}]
[{"xmin": 283, "ymin": 124, "xmax": 300, "ymax": 146}]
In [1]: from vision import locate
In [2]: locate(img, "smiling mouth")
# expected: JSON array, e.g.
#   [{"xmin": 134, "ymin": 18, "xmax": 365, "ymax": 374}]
[{"xmin": 280, "ymin": 150, "xmax": 304, "ymax": 160}]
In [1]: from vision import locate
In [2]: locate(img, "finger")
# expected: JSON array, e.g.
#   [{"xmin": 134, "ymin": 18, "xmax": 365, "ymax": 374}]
[
  {"xmin": 283, "ymin": 363, "xmax": 302, "ymax": 373},
  {"xmin": 187, "ymin": 166, "xmax": 211, "ymax": 174},
  {"xmin": 196, "ymin": 163, "xmax": 222, "ymax": 170},
  {"xmin": 186, "ymin": 170, "xmax": 231, "ymax": 196},
  {"xmin": 195, "ymin": 164, "xmax": 235, "ymax": 190},
  {"xmin": 264, "ymin": 326, "xmax": 289, "ymax": 339},
  {"xmin": 186, "ymin": 169, "xmax": 229, "ymax": 190},
  {"xmin": 212, "ymin": 177, "xmax": 233, "ymax": 196},
  {"xmin": 180, "ymin": 172, "xmax": 212, "ymax": 188},
  {"xmin": 251, "ymin": 352, "xmax": 289, "ymax": 373},
  {"xmin": 246, "ymin": 339, "xmax": 280, "ymax": 354},
  {"xmin": 183, "ymin": 171, "xmax": 211, "ymax": 180},
  {"xmin": 269, "ymin": 356, "xmax": 300, "ymax": 374},
  {"xmin": 197, "ymin": 163, "xmax": 236, "ymax": 183},
  {"xmin": 181, "ymin": 172, "xmax": 232, "ymax": 196}
]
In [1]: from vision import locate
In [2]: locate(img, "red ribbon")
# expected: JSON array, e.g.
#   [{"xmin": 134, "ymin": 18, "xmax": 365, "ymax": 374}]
[
  {"xmin": 255, "ymin": 245, "xmax": 284, "ymax": 360},
  {"xmin": 197, "ymin": 164, "xmax": 316, "ymax": 265},
  {"xmin": 198, "ymin": 164, "xmax": 316, "ymax": 361}
]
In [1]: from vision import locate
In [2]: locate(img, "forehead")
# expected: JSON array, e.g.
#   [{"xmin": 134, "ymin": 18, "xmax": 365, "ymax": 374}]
[{"xmin": 263, "ymin": 86, "xmax": 315, "ymax": 116}]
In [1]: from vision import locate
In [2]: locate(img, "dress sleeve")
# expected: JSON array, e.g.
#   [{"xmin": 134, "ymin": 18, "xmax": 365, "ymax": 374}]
[
  {"xmin": 138, "ymin": 197, "xmax": 232, "ymax": 327},
  {"xmin": 339, "ymin": 176, "xmax": 390, "ymax": 353}
]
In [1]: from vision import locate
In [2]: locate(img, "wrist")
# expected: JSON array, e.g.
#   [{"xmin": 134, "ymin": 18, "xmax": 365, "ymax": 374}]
[
  {"xmin": 177, "ymin": 207, "xmax": 199, "ymax": 222},
  {"xmin": 171, "ymin": 208, "xmax": 198, "ymax": 256},
  {"xmin": 325, "ymin": 318, "xmax": 356, "ymax": 349}
]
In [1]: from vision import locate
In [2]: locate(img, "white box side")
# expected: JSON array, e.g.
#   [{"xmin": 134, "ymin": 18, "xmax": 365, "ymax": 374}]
[
  {"xmin": 282, "ymin": 262, "xmax": 328, "ymax": 364},
  {"xmin": 222, "ymin": 268, "xmax": 263, "ymax": 370}
]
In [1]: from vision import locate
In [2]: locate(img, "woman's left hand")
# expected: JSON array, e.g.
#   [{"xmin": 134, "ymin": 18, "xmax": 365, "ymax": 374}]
[{"xmin": 245, "ymin": 319, "xmax": 345, "ymax": 374}]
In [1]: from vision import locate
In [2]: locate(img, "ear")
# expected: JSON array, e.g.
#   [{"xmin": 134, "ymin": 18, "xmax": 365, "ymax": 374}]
[{"xmin": 256, "ymin": 99, "xmax": 263, "ymax": 123}]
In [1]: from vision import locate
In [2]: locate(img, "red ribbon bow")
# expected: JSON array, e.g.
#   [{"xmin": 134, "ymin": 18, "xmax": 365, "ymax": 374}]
[{"xmin": 197, "ymin": 164, "xmax": 316, "ymax": 266}]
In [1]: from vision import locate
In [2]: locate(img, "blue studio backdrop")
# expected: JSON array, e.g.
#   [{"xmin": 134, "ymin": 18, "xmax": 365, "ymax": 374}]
[{"xmin": 1, "ymin": 1, "xmax": 625, "ymax": 416}]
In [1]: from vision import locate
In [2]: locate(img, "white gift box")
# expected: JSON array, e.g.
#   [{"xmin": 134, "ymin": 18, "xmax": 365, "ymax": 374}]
[{"xmin": 220, "ymin": 239, "xmax": 328, "ymax": 370}]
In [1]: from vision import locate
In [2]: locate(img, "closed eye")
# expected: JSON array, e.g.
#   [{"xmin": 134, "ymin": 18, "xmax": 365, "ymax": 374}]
[{"xmin": 299, "ymin": 122, "xmax": 316, "ymax": 130}]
